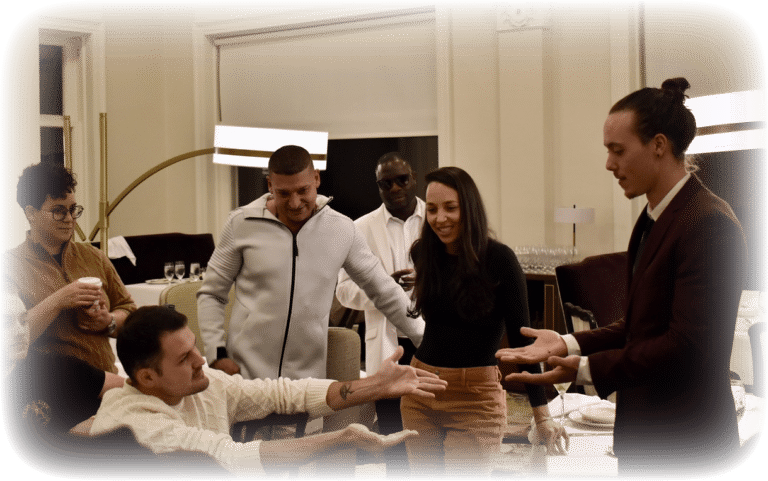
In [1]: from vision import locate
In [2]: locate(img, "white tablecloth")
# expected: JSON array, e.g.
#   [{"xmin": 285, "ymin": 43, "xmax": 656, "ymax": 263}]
[
  {"xmin": 485, "ymin": 391, "xmax": 763, "ymax": 477},
  {"xmin": 126, "ymin": 282, "xmax": 170, "ymax": 307},
  {"xmin": 732, "ymin": 317, "xmax": 755, "ymax": 385},
  {"xmin": 730, "ymin": 290, "xmax": 765, "ymax": 386}
]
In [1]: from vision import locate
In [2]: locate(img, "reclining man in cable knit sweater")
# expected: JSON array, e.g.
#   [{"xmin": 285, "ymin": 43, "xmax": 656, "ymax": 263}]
[{"xmin": 90, "ymin": 306, "xmax": 446, "ymax": 475}]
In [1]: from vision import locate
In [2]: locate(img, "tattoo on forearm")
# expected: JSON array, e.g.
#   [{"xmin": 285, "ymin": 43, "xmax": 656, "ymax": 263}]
[{"xmin": 340, "ymin": 384, "xmax": 353, "ymax": 401}]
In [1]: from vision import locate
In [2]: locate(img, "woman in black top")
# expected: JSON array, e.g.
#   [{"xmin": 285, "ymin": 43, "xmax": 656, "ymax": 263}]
[{"xmin": 400, "ymin": 167, "xmax": 566, "ymax": 474}]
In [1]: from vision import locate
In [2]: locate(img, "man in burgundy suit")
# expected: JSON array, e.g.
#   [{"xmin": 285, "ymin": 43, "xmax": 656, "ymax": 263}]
[{"xmin": 497, "ymin": 78, "xmax": 747, "ymax": 475}]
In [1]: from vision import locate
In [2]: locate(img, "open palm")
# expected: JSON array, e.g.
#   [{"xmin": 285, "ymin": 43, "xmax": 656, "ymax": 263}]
[{"xmin": 495, "ymin": 327, "xmax": 567, "ymax": 365}]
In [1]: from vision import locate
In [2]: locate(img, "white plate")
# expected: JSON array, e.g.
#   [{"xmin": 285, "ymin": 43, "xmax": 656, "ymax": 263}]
[
  {"xmin": 146, "ymin": 278, "xmax": 173, "ymax": 285},
  {"xmin": 578, "ymin": 403, "xmax": 616, "ymax": 424},
  {"xmin": 567, "ymin": 410, "xmax": 614, "ymax": 429}
]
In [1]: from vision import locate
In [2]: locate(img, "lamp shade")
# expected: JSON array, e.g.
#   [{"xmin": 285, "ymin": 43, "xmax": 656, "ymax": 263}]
[
  {"xmin": 213, "ymin": 125, "xmax": 329, "ymax": 170},
  {"xmin": 554, "ymin": 206, "xmax": 595, "ymax": 224}
]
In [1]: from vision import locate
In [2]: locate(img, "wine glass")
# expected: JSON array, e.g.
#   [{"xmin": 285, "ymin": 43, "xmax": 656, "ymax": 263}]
[
  {"xmin": 174, "ymin": 261, "xmax": 185, "ymax": 282},
  {"xmin": 189, "ymin": 262, "xmax": 201, "ymax": 281},
  {"xmin": 553, "ymin": 381, "xmax": 572, "ymax": 423},
  {"xmin": 163, "ymin": 262, "xmax": 174, "ymax": 283},
  {"xmin": 516, "ymin": 245, "xmax": 530, "ymax": 272}
]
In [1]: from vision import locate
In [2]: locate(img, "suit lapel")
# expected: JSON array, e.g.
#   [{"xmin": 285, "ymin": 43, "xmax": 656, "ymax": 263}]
[{"xmin": 628, "ymin": 176, "xmax": 700, "ymax": 301}]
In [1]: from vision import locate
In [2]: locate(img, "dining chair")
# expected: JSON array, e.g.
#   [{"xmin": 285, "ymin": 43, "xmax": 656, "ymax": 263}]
[
  {"xmin": 748, "ymin": 321, "xmax": 766, "ymax": 396},
  {"xmin": 158, "ymin": 280, "xmax": 233, "ymax": 355},
  {"xmin": 555, "ymin": 251, "xmax": 628, "ymax": 331},
  {"xmin": 555, "ymin": 252, "xmax": 628, "ymax": 397}
]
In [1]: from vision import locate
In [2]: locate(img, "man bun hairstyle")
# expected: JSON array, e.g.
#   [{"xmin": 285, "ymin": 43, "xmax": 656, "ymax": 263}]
[{"xmin": 610, "ymin": 77, "xmax": 697, "ymax": 160}]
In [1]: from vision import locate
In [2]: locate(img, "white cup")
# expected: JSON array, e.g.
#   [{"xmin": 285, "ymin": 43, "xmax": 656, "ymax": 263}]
[{"xmin": 79, "ymin": 277, "xmax": 102, "ymax": 307}]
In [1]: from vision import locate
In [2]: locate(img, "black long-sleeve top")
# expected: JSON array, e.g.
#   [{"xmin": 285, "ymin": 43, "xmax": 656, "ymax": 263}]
[{"xmin": 414, "ymin": 239, "xmax": 548, "ymax": 407}]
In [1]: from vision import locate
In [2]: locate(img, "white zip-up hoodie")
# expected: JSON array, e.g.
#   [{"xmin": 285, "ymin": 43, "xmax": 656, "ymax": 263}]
[{"xmin": 198, "ymin": 194, "xmax": 424, "ymax": 380}]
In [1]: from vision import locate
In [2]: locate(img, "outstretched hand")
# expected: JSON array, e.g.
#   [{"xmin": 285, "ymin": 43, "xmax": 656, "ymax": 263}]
[
  {"xmin": 340, "ymin": 423, "xmax": 417, "ymax": 452},
  {"xmin": 377, "ymin": 346, "xmax": 447, "ymax": 398},
  {"xmin": 504, "ymin": 355, "xmax": 580, "ymax": 385},
  {"xmin": 496, "ymin": 327, "xmax": 567, "ymax": 366}
]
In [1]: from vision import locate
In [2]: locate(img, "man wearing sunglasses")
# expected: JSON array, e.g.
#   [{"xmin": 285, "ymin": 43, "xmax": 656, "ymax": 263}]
[
  {"xmin": 4, "ymin": 162, "xmax": 135, "ymax": 436},
  {"xmin": 336, "ymin": 152, "xmax": 425, "ymax": 475}
]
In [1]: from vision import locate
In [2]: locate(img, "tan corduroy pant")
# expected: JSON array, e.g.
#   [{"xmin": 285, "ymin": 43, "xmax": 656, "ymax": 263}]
[{"xmin": 400, "ymin": 358, "xmax": 506, "ymax": 476}]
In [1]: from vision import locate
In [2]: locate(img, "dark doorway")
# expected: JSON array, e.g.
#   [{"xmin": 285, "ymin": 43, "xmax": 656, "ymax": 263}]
[
  {"xmin": 237, "ymin": 136, "xmax": 438, "ymax": 220},
  {"xmin": 695, "ymin": 148, "xmax": 765, "ymax": 290}
]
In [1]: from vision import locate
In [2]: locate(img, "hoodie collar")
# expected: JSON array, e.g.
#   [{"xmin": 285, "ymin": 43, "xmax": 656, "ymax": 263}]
[{"xmin": 241, "ymin": 193, "xmax": 333, "ymax": 220}]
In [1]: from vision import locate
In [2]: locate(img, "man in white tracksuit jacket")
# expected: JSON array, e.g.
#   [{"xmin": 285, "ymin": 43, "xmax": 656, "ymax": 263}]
[{"xmin": 198, "ymin": 145, "xmax": 425, "ymax": 381}]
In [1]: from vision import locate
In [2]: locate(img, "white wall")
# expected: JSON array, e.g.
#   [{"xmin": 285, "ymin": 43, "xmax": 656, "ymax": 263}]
[
  {"xmin": 99, "ymin": 8, "xmax": 199, "ymax": 238},
  {"xmin": 3, "ymin": 2, "xmax": 765, "ymax": 258}
]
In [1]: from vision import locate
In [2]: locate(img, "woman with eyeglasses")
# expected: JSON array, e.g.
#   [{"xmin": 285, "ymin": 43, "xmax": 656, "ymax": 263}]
[
  {"xmin": 4, "ymin": 162, "xmax": 135, "ymax": 435},
  {"xmin": 400, "ymin": 167, "xmax": 568, "ymax": 475}
]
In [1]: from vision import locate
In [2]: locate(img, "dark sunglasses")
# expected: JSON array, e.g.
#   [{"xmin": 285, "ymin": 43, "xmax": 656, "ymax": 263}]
[{"xmin": 376, "ymin": 174, "xmax": 411, "ymax": 191}]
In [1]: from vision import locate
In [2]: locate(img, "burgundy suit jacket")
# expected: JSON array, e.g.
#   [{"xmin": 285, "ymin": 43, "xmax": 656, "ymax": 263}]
[{"xmin": 573, "ymin": 175, "xmax": 747, "ymax": 465}]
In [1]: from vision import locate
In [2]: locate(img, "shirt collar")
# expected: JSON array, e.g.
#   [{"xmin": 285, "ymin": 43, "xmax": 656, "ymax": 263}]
[
  {"xmin": 383, "ymin": 199, "xmax": 424, "ymax": 224},
  {"xmin": 25, "ymin": 230, "xmax": 70, "ymax": 260},
  {"xmin": 647, "ymin": 173, "xmax": 690, "ymax": 221}
]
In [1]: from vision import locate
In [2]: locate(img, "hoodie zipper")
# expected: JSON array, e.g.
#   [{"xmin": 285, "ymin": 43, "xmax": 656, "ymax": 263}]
[
  {"xmin": 277, "ymin": 233, "xmax": 299, "ymax": 378},
  {"xmin": 250, "ymin": 198, "xmax": 331, "ymax": 379}
]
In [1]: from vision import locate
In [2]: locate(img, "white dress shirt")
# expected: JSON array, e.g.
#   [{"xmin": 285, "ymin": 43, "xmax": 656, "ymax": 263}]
[
  {"xmin": 383, "ymin": 203, "xmax": 424, "ymax": 338},
  {"xmin": 382, "ymin": 203, "xmax": 423, "ymax": 274}
]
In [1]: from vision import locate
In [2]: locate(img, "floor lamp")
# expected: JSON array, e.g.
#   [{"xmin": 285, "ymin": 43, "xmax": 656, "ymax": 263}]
[{"xmin": 87, "ymin": 116, "xmax": 328, "ymax": 257}]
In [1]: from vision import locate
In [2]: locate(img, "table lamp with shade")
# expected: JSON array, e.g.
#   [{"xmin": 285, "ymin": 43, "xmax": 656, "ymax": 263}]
[
  {"xmin": 554, "ymin": 205, "xmax": 595, "ymax": 258},
  {"xmin": 86, "ymin": 117, "xmax": 328, "ymax": 256}
]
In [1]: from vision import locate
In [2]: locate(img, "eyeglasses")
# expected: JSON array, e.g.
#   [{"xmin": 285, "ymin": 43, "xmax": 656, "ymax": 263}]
[
  {"xmin": 376, "ymin": 174, "xmax": 411, "ymax": 191},
  {"xmin": 47, "ymin": 204, "xmax": 84, "ymax": 221}
]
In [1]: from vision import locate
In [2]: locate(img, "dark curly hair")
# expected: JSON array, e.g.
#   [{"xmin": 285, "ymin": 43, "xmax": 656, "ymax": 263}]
[{"xmin": 16, "ymin": 162, "xmax": 77, "ymax": 210}]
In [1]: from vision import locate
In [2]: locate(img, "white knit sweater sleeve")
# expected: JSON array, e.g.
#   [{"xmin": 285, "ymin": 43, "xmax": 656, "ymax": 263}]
[
  {"xmin": 223, "ymin": 371, "xmax": 336, "ymax": 422},
  {"xmin": 90, "ymin": 387, "xmax": 264, "ymax": 475},
  {"xmin": 90, "ymin": 370, "xmax": 335, "ymax": 475},
  {"xmin": 134, "ymin": 417, "xmax": 266, "ymax": 475}
]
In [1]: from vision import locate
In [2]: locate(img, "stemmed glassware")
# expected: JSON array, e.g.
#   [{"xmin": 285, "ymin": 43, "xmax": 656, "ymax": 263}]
[
  {"xmin": 515, "ymin": 245, "xmax": 578, "ymax": 274},
  {"xmin": 174, "ymin": 261, "xmax": 185, "ymax": 282},
  {"xmin": 553, "ymin": 381, "xmax": 572, "ymax": 424},
  {"xmin": 189, "ymin": 262, "xmax": 201, "ymax": 281},
  {"xmin": 163, "ymin": 262, "xmax": 175, "ymax": 284}
]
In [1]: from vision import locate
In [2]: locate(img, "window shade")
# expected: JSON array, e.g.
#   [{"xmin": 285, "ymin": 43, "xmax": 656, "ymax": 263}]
[{"xmin": 217, "ymin": 14, "xmax": 437, "ymax": 139}]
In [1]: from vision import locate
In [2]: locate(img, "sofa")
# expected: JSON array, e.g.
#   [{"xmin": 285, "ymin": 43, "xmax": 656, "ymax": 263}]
[{"xmin": 92, "ymin": 232, "xmax": 216, "ymax": 285}]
